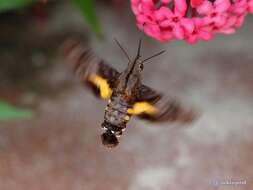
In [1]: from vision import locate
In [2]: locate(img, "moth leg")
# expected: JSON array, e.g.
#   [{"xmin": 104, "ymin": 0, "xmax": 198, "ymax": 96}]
[
  {"xmin": 127, "ymin": 102, "xmax": 157, "ymax": 115},
  {"xmin": 88, "ymin": 74, "xmax": 112, "ymax": 99}
]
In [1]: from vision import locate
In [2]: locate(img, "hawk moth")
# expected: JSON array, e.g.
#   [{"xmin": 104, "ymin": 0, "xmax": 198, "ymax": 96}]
[{"xmin": 63, "ymin": 39, "xmax": 196, "ymax": 148}]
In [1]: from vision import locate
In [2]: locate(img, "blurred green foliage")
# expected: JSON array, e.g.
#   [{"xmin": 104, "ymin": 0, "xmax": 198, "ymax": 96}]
[
  {"xmin": 0, "ymin": 101, "xmax": 33, "ymax": 121},
  {"xmin": 0, "ymin": 1, "xmax": 100, "ymax": 120},
  {"xmin": 0, "ymin": 0, "xmax": 102, "ymax": 35},
  {"xmin": 73, "ymin": 0, "xmax": 102, "ymax": 36},
  {"xmin": 0, "ymin": 0, "xmax": 35, "ymax": 13}
]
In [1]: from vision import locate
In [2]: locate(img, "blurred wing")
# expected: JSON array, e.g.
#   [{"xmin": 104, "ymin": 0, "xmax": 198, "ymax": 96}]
[
  {"xmin": 129, "ymin": 85, "xmax": 196, "ymax": 124},
  {"xmin": 63, "ymin": 39, "xmax": 120, "ymax": 99}
]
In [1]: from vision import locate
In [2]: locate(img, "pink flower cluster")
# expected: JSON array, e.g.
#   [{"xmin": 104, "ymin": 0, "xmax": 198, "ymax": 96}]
[{"xmin": 131, "ymin": 0, "xmax": 253, "ymax": 43}]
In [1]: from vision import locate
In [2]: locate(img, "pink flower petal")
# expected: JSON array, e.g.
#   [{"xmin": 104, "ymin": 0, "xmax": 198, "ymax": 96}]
[
  {"xmin": 173, "ymin": 24, "xmax": 185, "ymax": 39},
  {"xmin": 161, "ymin": 31, "xmax": 174, "ymax": 41},
  {"xmin": 249, "ymin": 0, "xmax": 253, "ymax": 13},
  {"xmin": 235, "ymin": 14, "xmax": 246, "ymax": 27},
  {"xmin": 160, "ymin": 19, "xmax": 173, "ymax": 27},
  {"xmin": 156, "ymin": 6, "xmax": 173, "ymax": 19},
  {"xmin": 199, "ymin": 30, "xmax": 213, "ymax": 40},
  {"xmin": 180, "ymin": 18, "xmax": 195, "ymax": 33},
  {"xmin": 219, "ymin": 28, "xmax": 235, "ymax": 34},
  {"xmin": 215, "ymin": 0, "xmax": 231, "ymax": 13},
  {"xmin": 187, "ymin": 35, "xmax": 198, "ymax": 44},
  {"xmin": 223, "ymin": 16, "xmax": 237, "ymax": 28},
  {"xmin": 191, "ymin": 0, "xmax": 204, "ymax": 8},
  {"xmin": 161, "ymin": 0, "xmax": 171, "ymax": 4},
  {"xmin": 213, "ymin": 15, "xmax": 227, "ymax": 27},
  {"xmin": 197, "ymin": 0, "xmax": 213, "ymax": 15},
  {"xmin": 174, "ymin": 0, "xmax": 187, "ymax": 15}
]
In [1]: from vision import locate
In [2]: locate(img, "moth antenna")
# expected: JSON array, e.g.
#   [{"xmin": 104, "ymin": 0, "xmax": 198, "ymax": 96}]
[
  {"xmin": 136, "ymin": 38, "xmax": 142, "ymax": 59},
  {"xmin": 141, "ymin": 50, "xmax": 166, "ymax": 64},
  {"xmin": 114, "ymin": 38, "xmax": 131, "ymax": 62}
]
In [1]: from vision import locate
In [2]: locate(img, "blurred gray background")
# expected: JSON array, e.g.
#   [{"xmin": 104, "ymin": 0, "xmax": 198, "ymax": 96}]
[{"xmin": 0, "ymin": 1, "xmax": 252, "ymax": 189}]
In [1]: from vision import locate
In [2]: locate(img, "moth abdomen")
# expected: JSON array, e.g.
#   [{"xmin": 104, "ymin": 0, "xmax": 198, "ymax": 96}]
[
  {"xmin": 105, "ymin": 96, "xmax": 131, "ymax": 123},
  {"xmin": 102, "ymin": 95, "xmax": 132, "ymax": 141}
]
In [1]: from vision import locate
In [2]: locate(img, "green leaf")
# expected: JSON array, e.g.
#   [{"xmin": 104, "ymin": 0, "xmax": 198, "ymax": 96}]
[
  {"xmin": 0, "ymin": 0, "xmax": 35, "ymax": 13},
  {"xmin": 73, "ymin": 0, "xmax": 102, "ymax": 37},
  {"xmin": 0, "ymin": 101, "xmax": 33, "ymax": 121}
]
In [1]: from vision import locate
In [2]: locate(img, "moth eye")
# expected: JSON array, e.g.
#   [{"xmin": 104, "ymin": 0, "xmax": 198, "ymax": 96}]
[{"xmin": 139, "ymin": 63, "xmax": 144, "ymax": 70}]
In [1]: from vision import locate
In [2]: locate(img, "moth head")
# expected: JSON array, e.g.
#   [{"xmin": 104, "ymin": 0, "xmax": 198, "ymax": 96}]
[
  {"xmin": 114, "ymin": 38, "xmax": 165, "ymax": 72},
  {"xmin": 133, "ymin": 39, "xmax": 166, "ymax": 71},
  {"xmin": 137, "ymin": 60, "xmax": 144, "ymax": 71}
]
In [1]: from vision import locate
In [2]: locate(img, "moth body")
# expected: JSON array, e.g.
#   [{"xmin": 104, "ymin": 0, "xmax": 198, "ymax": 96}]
[{"xmin": 101, "ymin": 53, "xmax": 144, "ymax": 147}]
